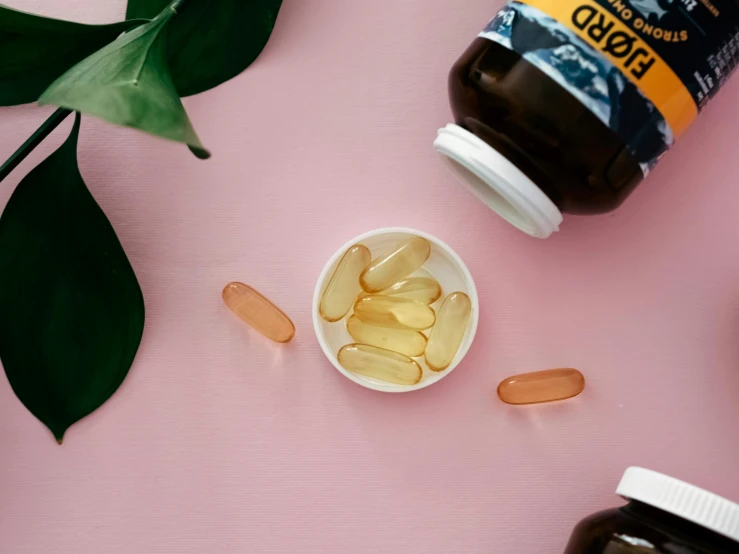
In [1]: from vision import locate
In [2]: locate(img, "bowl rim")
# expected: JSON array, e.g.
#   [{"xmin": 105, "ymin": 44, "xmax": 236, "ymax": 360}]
[{"xmin": 312, "ymin": 227, "xmax": 480, "ymax": 393}]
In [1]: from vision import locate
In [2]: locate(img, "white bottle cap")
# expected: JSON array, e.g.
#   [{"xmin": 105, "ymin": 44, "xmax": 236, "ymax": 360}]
[
  {"xmin": 617, "ymin": 467, "xmax": 739, "ymax": 543},
  {"xmin": 434, "ymin": 123, "xmax": 563, "ymax": 239}
]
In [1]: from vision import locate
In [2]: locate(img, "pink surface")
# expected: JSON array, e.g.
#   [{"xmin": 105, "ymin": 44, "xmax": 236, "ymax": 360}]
[{"xmin": 1, "ymin": 0, "xmax": 739, "ymax": 552}]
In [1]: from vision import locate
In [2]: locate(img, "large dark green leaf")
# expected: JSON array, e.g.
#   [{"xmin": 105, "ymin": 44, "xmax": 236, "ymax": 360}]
[
  {"xmin": 0, "ymin": 5, "xmax": 143, "ymax": 106},
  {"xmin": 126, "ymin": 0, "xmax": 283, "ymax": 97},
  {"xmin": 0, "ymin": 113, "xmax": 145, "ymax": 443},
  {"xmin": 39, "ymin": 6, "xmax": 209, "ymax": 158}
]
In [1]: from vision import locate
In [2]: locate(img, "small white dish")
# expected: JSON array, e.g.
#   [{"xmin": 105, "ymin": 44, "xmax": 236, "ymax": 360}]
[{"xmin": 313, "ymin": 227, "xmax": 479, "ymax": 392}]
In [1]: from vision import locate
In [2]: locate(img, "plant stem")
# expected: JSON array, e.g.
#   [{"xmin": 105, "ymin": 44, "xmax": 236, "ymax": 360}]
[{"xmin": 0, "ymin": 108, "xmax": 72, "ymax": 184}]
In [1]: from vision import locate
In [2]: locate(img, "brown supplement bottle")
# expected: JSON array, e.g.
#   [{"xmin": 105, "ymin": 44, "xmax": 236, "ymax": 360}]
[
  {"xmin": 435, "ymin": 0, "xmax": 739, "ymax": 238},
  {"xmin": 564, "ymin": 468, "xmax": 739, "ymax": 554}
]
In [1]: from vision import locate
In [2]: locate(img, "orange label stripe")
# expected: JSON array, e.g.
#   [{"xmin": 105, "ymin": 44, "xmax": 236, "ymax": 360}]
[{"xmin": 524, "ymin": 0, "xmax": 697, "ymax": 137}]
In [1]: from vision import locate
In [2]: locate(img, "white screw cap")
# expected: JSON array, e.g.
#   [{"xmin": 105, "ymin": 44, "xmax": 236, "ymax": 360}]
[
  {"xmin": 617, "ymin": 467, "xmax": 739, "ymax": 543},
  {"xmin": 434, "ymin": 124, "xmax": 563, "ymax": 238}
]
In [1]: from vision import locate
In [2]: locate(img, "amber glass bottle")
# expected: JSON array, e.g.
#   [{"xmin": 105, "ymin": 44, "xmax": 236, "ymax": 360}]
[
  {"xmin": 563, "ymin": 468, "xmax": 739, "ymax": 554},
  {"xmin": 435, "ymin": 1, "xmax": 739, "ymax": 238}
]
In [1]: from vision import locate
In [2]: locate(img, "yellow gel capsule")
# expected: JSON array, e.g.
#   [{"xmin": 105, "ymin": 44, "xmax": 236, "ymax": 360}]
[
  {"xmin": 424, "ymin": 292, "xmax": 471, "ymax": 371},
  {"xmin": 354, "ymin": 295, "xmax": 436, "ymax": 330},
  {"xmin": 361, "ymin": 277, "xmax": 442, "ymax": 304},
  {"xmin": 346, "ymin": 315, "xmax": 427, "ymax": 357},
  {"xmin": 319, "ymin": 244, "xmax": 371, "ymax": 322},
  {"xmin": 338, "ymin": 344, "xmax": 422, "ymax": 385},
  {"xmin": 223, "ymin": 282, "xmax": 295, "ymax": 343},
  {"xmin": 497, "ymin": 368, "xmax": 585, "ymax": 405},
  {"xmin": 360, "ymin": 237, "xmax": 431, "ymax": 293}
]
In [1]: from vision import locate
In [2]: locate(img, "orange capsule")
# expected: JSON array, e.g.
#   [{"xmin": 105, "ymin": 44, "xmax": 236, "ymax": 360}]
[
  {"xmin": 497, "ymin": 368, "xmax": 585, "ymax": 405},
  {"xmin": 223, "ymin": 282, "xmax": 295, "ymax": 343}
]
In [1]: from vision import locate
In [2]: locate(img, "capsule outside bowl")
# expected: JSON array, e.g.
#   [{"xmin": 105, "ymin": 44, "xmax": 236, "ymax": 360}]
[{"xmin": 313, "ymin": 227, "xmax": 479, "ymax": 393}]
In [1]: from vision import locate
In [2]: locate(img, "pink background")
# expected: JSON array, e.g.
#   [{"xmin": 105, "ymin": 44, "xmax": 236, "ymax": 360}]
[{"xmin": 2, "ymin": 0, "xmax": 739, "ymax": 552}]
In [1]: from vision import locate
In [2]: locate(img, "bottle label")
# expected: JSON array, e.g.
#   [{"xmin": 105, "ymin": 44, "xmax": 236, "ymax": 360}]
[{"xmin": 479, "ymin": 0, "xmax": 738, "ymax": 173}]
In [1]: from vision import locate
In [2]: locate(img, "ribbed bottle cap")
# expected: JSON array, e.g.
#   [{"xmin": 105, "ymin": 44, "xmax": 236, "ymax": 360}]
[
  {"xmin": 617, "ymin": 467, "xmax": 739, "ymax": 543},
  {"xmin": 434, "ymin": 124, "xmax": 563, "ymax": 239}
]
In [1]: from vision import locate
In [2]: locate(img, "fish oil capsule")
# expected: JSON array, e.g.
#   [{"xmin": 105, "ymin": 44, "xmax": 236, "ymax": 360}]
[
  {"xmin": 346, "ymin": 315, "xmax": 427, "ymax": 357},
  {"xmin": 424, "ymin": 292, "xmax": 471, "ymax": 371},
  {"xmin": 360, "ymin": 237, "xmax": 431, "ymax": 293},
  {"xmin": 319, "ymin": 244, "xmax": 371, "ymax": 322},
  {"xmin": 360, "ymin": 277, "xmax": 442, "ymax": 305},
  {"xmin": 223, "ymin": 282, "xmax": 295, "ymax": 343},
  {"xmin": 497, "ymin": 369, "xmax": 585, "ymax": 405},
  {"xmin": 338, "ymin": 344, "xmax": 422, "ymax": 386},
  {"xmin": 354, "ymin": 295, "xmax": 435, "ymax": 330}
]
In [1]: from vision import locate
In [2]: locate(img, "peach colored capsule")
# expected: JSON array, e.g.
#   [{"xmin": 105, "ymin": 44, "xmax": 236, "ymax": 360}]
[
  {"xmin": 425, "ymin": 292, "xmax": 471, "ymax": 371},
  {"xmin": 338, "ymin": 344, "xmax": 422, "ymax": 385},
  {"xmin": 223, "ymin": 282, "xmax": 295, "ymax": 343},
  {"xmin": 497, "ymin": 368, "xmax": 585, "ymax": 405},
  {"xmin": 319, "ymin": 244, "xmax": 371, "ymax": 322},
  {"xmin": 354, "ymin": 295, "xmax": 436, "ymax": 330},
  {"xmin": 360, "ymin": 237, "xmax": 431, "ymax": 293},
  {"xmin": 346, "ymin": 315, "xmax": 427, "ymax": 357},
  {"xmin": 361, "ymin": 277, "xmax": 442, "ymax": 305}
]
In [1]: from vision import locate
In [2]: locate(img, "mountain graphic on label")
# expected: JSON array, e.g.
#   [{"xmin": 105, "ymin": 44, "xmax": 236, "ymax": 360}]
[{"xmin": 630, "ymin": 0, "xmax": 672, "ymax": 20}]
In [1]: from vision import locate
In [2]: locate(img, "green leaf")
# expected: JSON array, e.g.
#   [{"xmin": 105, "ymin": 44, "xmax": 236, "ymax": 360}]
[
  {"xmin": 0, "ymin": 113, "xmax": 145, "ymax": 443},
  {"xmin": 126, "ymin": 0, "xmax": 283, "ymax": 97},
  {"xmin": 38, "ymin": 6, "xmax": 209, "ymax": 159},
  {"xmin": 0, "ymin": 5, "xmax": 143, "ymax": 106}
]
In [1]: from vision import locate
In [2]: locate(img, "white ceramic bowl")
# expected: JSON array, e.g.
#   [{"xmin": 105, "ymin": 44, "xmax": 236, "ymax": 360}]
[{"xmin": 313, "ymin": 227, "xmax": 479, "ymax": 392}]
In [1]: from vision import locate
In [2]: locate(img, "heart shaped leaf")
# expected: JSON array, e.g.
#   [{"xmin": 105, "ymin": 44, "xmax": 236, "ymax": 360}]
[
  {"xmin": 126, "ymin": 0, "xmax": 283, "ymax": 97},
  {"xmin": 0, "ymin": 113, "xmax": 145, "ymax": 443},
  {"xmin": 0, "ymin": 5, "xmax": 143, "ymax": 106},
  {"xmin": 39, "ymin": 5, "xmax": 209, "ymax": 158}
]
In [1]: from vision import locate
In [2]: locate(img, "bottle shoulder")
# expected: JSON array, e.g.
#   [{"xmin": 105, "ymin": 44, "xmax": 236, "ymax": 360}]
[
  {"xmin": 565, "ymin": 505, "xmax": 739, "ymax": 554},
  {"xmin": 448, "ymin": 38, "xmax": 643, "ymax": 215}
]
